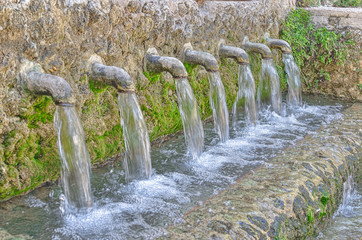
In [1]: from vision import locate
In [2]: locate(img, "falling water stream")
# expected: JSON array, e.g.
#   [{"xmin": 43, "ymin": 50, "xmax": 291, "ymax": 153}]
[
  {"xmin": 318, "ymin": 175, "xmax": 362, "ymax": 239},
  {"xmin": 207, "ymin": 71, "xmax": 229, "ymax": 142},
  {"xmin": 232, "ymin": 64, "xmax": 257, "ymax": 127},
  {"xmin": 54, "ymin": 105, "xmax": 92, "ymax": 212},
  {"xmin": 175, "ymin": 77, "xmax": 204, "ymax": 159},
  {"xmin": 283, "ymin": 54, "xmax": 302, "ymax": 105},
  {"xmin": 0, "ymin": 95, "xmax": 348, "ymax": 240},
  {"xmin": 117, "ymin": 93, "xmax": 152, "ymax": 182},
  {"xmin": 257, "ymin": 59, "xmax": 282, "ymax": 114}
]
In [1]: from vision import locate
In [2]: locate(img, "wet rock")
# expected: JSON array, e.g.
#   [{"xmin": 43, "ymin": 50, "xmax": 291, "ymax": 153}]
[
  {"xmin": 247, "ymin": 215, "xmax": 269, "ymax": 232},
  {"xmin": 293, "ymin": 195, "xmax": 308, "ymax": 220},
  {"xmin": 298, "ymin": 185, "xmax": 313, "ymax": 206},
  {"xmin": 207, "ymin": 220, "xmax": 232, "ymax": 234},
  {"xmin": 238, "ymin": 221, "xmax": 265, "ymax": 239},
  {"xmin": 165, "ymin": 103, "xmax": 361, "ymax": 239}
]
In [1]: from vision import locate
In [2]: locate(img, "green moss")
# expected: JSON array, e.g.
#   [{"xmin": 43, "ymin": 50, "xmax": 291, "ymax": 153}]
[
  {"xmin": 3, "ymin": 130, "xmax": 15, "ymax": 148},
  {"xmin": 89, "ymin": 78, "xmax": 109, "ymax": 94},
  {"xmin": 0, "ymin": 131, "xmax": 59, "ymax": 200},
  {"xmin": 275, "ymin": 59, "xmax": 288, "ymax": 92},
  {"xmin": 20, "ymin": 96, "xmax": 54, "ymax": 129},
  {"xmin": 186, "ymin": 63, "xmax": 213, "ymax": 119},
  {"xmin": 82, "ymin": 84, "xmax": 121, "ymax": 163},
  {"xmin": 142, "ymin": 72, "xmax": 182, "ymax": 141},
  {"xmin": 87, "ymin": 124, "xmax": 123, "ymax": 164},
  {"xmin": 143, "ymin": 71, "xmax": 161, "ymax": 84}
]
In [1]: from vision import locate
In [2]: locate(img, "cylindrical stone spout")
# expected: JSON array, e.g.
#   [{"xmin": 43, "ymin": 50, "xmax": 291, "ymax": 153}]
[
  {"xmin": 182, "ymin": 43, "xmax": 219, "ymax": 72},
  {"xmin": 218, "ymin": 39, "xmax": 249, "ymax": 65},
  {"xmin": 265, "ymin": 37, "xmax": 292, "ymax": 54},
  {"xmin": 144, "ymin": 48, "xmax": 188, "ymax": 78},
  {"xmin": 88, "ymin": 55, "xmax": 135, "ymax": 93},
  {"xmin": 241, "ymin": 36, "xmax": 272, "ymax": 59},
  {"xmin": 19, "ymin": 60, "xmax": 74, "ymax": 105}
]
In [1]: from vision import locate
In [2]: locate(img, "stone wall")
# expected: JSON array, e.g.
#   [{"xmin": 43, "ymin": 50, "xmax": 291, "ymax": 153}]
[
  {"xmin": 0, "ymin": 0, "xmax": 295, "ymax": 200},
  {"xmin": 304, "ymin": 7, "xmax": 362, "ymax": 100},
  {"xmin": 164, "ymin": 103, "xmax": 361, "ymax": 239}
]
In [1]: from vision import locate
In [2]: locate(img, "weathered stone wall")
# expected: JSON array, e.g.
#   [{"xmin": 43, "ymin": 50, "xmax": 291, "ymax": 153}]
[
  {"xmin": 0, "ymin": 0, "xmax": 295, "ymax": 200},
  {"xmin": 304, "ymin": 7, "xmax": 362, "ymax": 100},
  {"xmin": 164, "ymin": 103, "xmax": 361, "ymax": 239}
]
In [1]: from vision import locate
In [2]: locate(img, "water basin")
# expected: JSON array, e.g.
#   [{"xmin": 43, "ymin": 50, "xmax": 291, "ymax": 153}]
[{"xmin": 0, "ymin": 95, "xmax": 349, "ymax": 239}]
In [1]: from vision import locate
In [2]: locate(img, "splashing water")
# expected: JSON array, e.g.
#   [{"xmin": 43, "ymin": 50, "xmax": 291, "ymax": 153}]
[
  {"xmin": 207, "ymin": 72, "xmax": 229, "ymax": 142},
  {"xmin": 257, "ymin": 58, "xmax": 282, "ymax": 114},
  {"xmin": 232, "ymin": 64, "xmax": 257, "ymax": 127},
  {"xmin": 0, "ymin": 96, "xmax": 349, "ymax": 240},
  {"xmin": 117, "ymin": 93, "xmax": 152, "ymax": 182},
  {"xmin": 335, "ymin": 175, "xmax": 358, "ymax": 217},
  {"xmin": 318, "ymin": 175, "xmax": 362, "ymax": 240},
  {"xmin": 175, "ymin": 78, "xmax": 204, "ymax": 159},
  {"xmin": 283, "ymin": 54, "xmax": 302, "ymax": 106},
  {"xmin": 54, "ymin": 105, "xmax": 92, "ymax": 212}
]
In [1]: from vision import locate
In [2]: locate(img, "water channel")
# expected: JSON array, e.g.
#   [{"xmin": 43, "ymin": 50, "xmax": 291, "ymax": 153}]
[{"xmin": 0, "ymin": 95, "xmax": 350, "ymax": 239}]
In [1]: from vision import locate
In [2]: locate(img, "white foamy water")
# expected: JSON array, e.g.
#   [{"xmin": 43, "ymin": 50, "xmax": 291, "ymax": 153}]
[
  {"xmin": 0, "ymin": 96, "xmax": 348, "ymax": 239},
  {"xmin": 318, "ymin": 176, "xmax": 362, "ymax": 240}
]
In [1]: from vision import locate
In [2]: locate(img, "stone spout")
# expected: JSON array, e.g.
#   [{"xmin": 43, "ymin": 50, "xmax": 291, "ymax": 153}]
[
  {"xmin": 265, "ymin": 35, "xmax": 292, "ymax": 54},
  {"xmin": 217, "ymin": 39, "xmax": 249, "ymax": 65},
  {"xmin": 241, "ymin": 36, "xmax": 272, "ymax": 59},
  {"xmin": 19, "ymin": 60, "xmax": 74, "ymax": 105},
  {"xmin": 144, "ymin": 48, "xmax": 188, "ymax": 79},
  {"xmin": 182, "ymin": 43, "xmax": 219, "ymax": 72},
  {"xmin": 88, "ymin": 55, "xmax": 135, "ymax": 93}
]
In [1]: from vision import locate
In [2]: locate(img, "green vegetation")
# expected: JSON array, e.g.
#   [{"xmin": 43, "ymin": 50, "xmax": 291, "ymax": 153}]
[
  {"xmin": 281, "ymin": 8, "xmax": 354, "ymax": 89},
  {"xmin": 143, "ymin": 71, "xmax": 161, "ymax": 84},
  {"xmin": 275, "ymin": 60, "xmax": 288, "ymax": 92},
  {"xmin": 296, "ymin": 0, "xmax": 320, "ymax": 7},
  {"xmin": 333, "ymin": 0, "xmax": 362, "ymax": 7},
  {"xmin": 1, "ymin": 131, "xmax": 59, "ymax": 200},
  {"xmin": 87, "ymin": 124, "xmax": 123, "ymax": 165},
  {"xmin": 83, "ymin": 77, "xmax": 121, "ymax": 163},
  {"xmin": 142, "ymin": 71, "xmax": 183, "ymax": 141},
  {"xmin": 307, "ymin": 208, "xmax": 314, "ymax": 223},
  {"xmin": 88, "ymin": 77, "xmax": 109, "ymax": 94},
  {"xmin": 20, "ymin": 96, "xmax": 54, "ymax": 128},
  {"xmin": 319, "ymin": 192, "xmax": 330, "ymax": 218},
  {"xmin": 185, "ymin": 62, "xmax": 213, "ymax": 118}
]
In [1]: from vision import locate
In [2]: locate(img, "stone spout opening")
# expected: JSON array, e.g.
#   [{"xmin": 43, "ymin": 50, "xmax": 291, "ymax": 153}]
[
  {"xmin": 88, "ymin": 55, "xmax": 135, "ymax": 93},
  {"xmin": 217, "ymin": 39, "xmax": 249, "ymax": 65},
  {"xmin": 19, "ymin": 60, "xmax": 74, "ymax": 105},
  {"xmin": 265, "ymin": 34, "xmax": 292, "ymax": 54},
  {"xmin": 241, "ymin": 36, "xmax": 272, "ymax": 59},
  {"xmin": 144, "ymin": 48, "xmax": 188, "ymax": 79},
  {"xmin": 182, "ymin": 43, "xmax": 219, "ymax": 72}
]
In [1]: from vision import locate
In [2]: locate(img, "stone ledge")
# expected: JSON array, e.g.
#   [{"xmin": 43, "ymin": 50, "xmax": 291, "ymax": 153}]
[
  {"xmin": 305, "ymin": 7, "xmax": 362, "ymax": 30},
  {"xmin": 163, "ymin": 103, "xmax": 361, "ymax": 239}
]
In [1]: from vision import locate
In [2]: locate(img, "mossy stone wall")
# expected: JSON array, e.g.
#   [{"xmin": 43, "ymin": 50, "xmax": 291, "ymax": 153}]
[{"xmin": 0, "ymin": 0, "xmax": 295, "ymax": 200}]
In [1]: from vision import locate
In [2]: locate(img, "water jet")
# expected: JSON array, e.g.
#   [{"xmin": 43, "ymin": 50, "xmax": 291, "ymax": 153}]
[
  {"xmin": 87, "ymin": 55, "xmax": 151, "ymax": 182},
  {"xmin": 242, "ymin": 36, "xmax": 282, "ymax": 114},
  {"xmin": 265, "ymin": 35, "xmax": 302, "ymax": 106},
  {"xmin": 218, "ymin": 39, "xmax": 257, "ymax": 126},
  {"xmin": 19, "ymin": 59, "xmax": 93, "ymax": 212},
  {"xmin": 144, "ymin": 47, "xmax": 204, "ymax": 159},
  {"xmin": 183, "ymin": 43, "xmax": 229, "ymax": 142}
]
